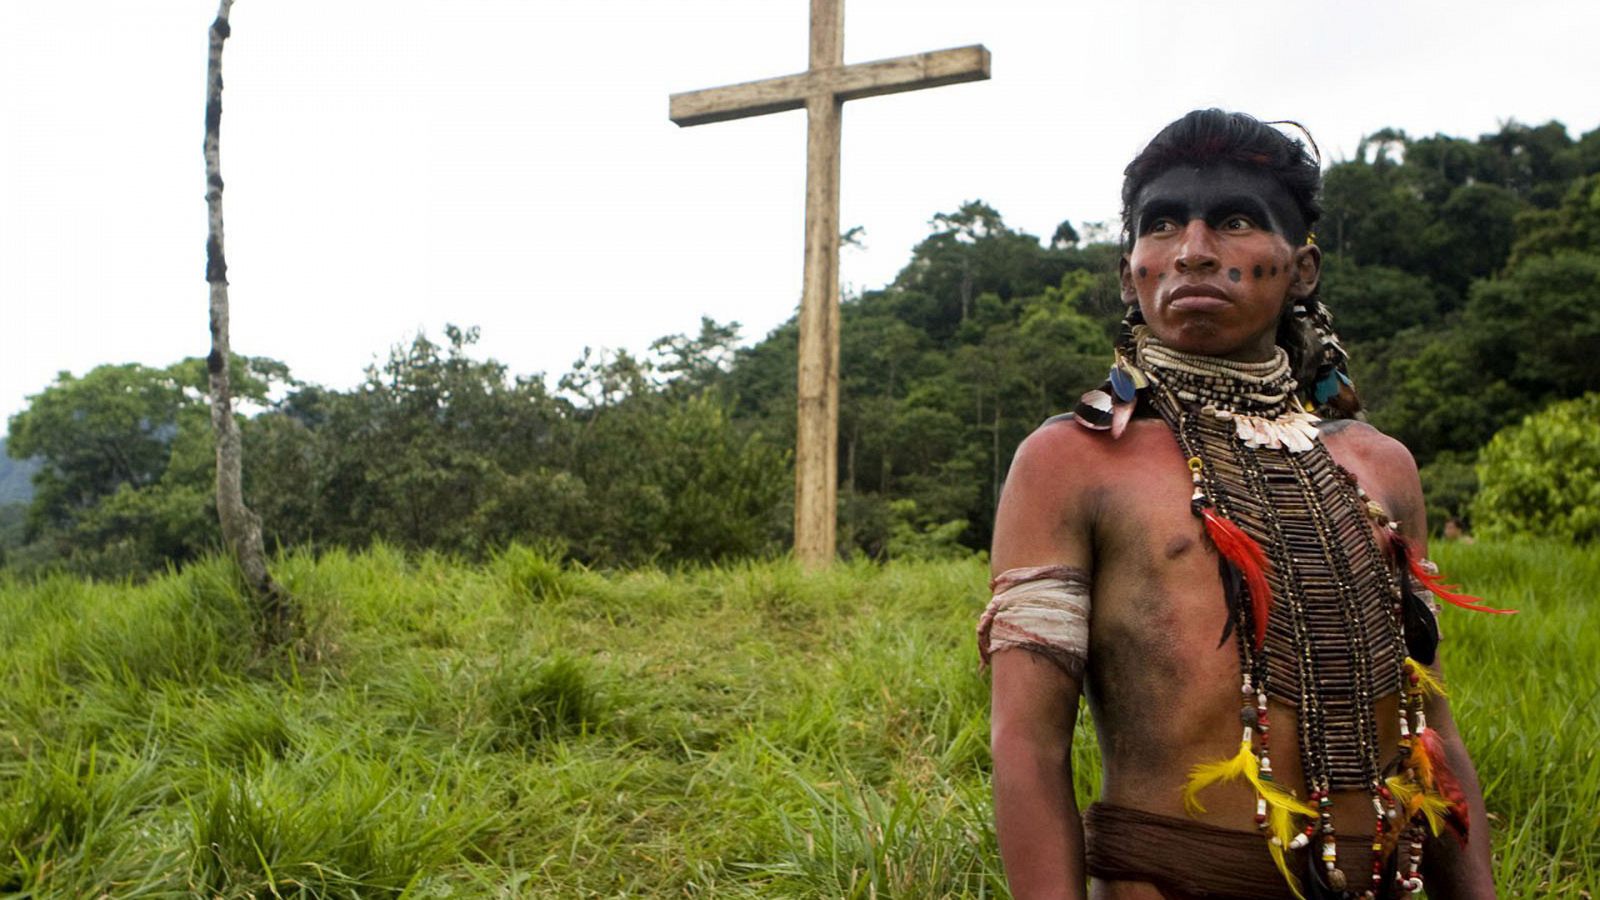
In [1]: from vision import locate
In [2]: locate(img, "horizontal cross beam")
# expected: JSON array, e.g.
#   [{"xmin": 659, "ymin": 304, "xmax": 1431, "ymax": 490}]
[{"xmin": 669, "ymin": 44, "xmax": 990, "ymax": 127}]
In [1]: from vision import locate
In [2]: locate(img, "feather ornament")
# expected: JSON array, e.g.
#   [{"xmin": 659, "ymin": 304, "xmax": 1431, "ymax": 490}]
[
  {"xmin": 1313, "ymin": 370, "xmax": 1342, "ymax": 404},
  {"xmin": 1216, "ymin": 555, "xmax": 1242, "ymax": 648},
  {"xmin": 1317, "ymin": 369, "xmax": 1360, "ymax": 418},
  {"xmin": 1404, "ymin": 657, "xmax": 1448, "ymax": 698},
  {"xmin": 1417, "ymin": 728, "xmax": 1472, "ymax": 844},
  {"xmin": 1385, "ymin": 774, "xmax": 1452, "ymax": 837},
  {"xmin": 1110, "ymin": 396, "xmax": 1135, "ymax": 439},
  {"xmin": 1183, "ymin": 739, "xmax": 1256, "ymax": 816},
  {"xmin": 1200, "ymin": 507, "xmax": 1273, "ymax": 649},
  {"xmin": 1392, "ymin": 534, "xmax": 1516, "ymax": 615},
  {"xmin": 1109, "ymin": 364, "xmax": 1137, "ymax": 402},
  {"xmin": 1407, "ymin": 734, "xmax": 1434, "ymax": 790},
  {"xmin": 1400, "ymin": 575, "xmax": 1441, "ymax": 665},
  {"xmin": 1183, "ymin": 738, "xmax": 1317, "ymax": 819},
  {"xmin": 1074, "ymin": 388, "xmax": 1114, "ymax": 431},
  {"xmin": 1267, "ymin": 802, "xmax": 1307, "ymax": 900},
  {"xmin": 1302, "ymin": 848, "xmax": 1341, "ymax": 900}
]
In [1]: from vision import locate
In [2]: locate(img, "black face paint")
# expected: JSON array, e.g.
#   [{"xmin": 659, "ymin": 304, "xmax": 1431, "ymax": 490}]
[
  {"xmin": 1138, "ymin": 266, "xmax": 1148, "ymax": 279},
  {"xmin": 1228, "ymin": 268, "xmax": 1242, "ymax": 283},
  {"xmin": 1158, "ymin": 273, "xmax": 1166, "ymax": 281},
  {"xmin": 1253, "ymin": 264, "xmax": 1264, "ymax": 279},
  {"xmin": 1131, "ymin": 163, "xmax": 1308, "ymax": 246},
  {"xmin": 1271, "ymin": 264, "xmax": 1278, "ymax": 276}
]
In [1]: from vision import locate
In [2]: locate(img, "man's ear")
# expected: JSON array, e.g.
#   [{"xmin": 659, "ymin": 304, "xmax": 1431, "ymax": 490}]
[
  {"xmin": 1119, "ymin": 256, "xmax": 1138, "ymax": 305},
  {"xmin": 1288, "ymin": 243, "xmax": 1322, "ymax": 300}
]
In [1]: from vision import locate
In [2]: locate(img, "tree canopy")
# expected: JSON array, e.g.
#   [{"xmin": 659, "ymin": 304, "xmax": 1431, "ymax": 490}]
[{"xmin": 5, "ymin": 118, "xmax": 1599, "ymax": 575}]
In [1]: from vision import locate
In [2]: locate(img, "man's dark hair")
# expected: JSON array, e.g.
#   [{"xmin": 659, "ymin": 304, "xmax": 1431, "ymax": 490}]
[{"xmin": 1120, "ymin": 109, "xmax": 1322, "ymax": 250}]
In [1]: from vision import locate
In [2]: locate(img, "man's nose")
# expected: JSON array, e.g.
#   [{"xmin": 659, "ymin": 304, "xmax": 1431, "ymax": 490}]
[{"xmin": 1174, "ymin": 220, "xmax": 1220, "ymax": 274}]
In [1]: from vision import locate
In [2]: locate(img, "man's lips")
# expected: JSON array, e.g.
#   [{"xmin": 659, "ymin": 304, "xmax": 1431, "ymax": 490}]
[{"xmin": 1166, "ymin": 284, "xmax": 1232, "ymax": 312}]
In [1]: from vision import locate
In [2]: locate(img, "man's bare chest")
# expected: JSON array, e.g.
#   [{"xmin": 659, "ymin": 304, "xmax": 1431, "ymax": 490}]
[{"xmin": 1072, "ymin": 419, "xmax": 1414, "ymax": 782}]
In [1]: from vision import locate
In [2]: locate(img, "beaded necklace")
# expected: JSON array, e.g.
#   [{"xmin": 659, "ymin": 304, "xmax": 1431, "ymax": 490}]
[{"xmin": 1079, "ymin": 330, "xmax": 1506, "ymax": 899}]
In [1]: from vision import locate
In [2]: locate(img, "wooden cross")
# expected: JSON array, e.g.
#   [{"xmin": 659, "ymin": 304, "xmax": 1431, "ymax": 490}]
[{"xmin": 670, "ymin": 0, "xmax": 989, "ymax": 568}]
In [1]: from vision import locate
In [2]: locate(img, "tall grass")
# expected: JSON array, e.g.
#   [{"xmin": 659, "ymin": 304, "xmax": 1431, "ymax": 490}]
[{"xmin": 0, "ymin": 540, "xmax": 1593, "ymax": 896}]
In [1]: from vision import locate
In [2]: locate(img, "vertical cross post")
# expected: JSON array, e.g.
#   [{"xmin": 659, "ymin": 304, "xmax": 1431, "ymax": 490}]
[
  {"xmin": 670, "ymin": 1, "xmax": 989, "ymax": 568},
  {"xmin": 795, "ymin": 0, "xmax": 845, "ymax": 567}
]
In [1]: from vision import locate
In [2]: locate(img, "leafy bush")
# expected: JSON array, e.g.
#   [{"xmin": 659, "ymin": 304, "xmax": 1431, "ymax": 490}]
[
  {"xmin": 1473, "ymin": 393, "xmax": 1600, "ymax": 542},
  {"xmin": 886, "ymin": 499, "xmax": 972, "ymax": 561}
]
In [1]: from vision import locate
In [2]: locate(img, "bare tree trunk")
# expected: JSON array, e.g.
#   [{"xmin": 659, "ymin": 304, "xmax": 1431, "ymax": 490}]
[{"xmin": 205, "ymin": 0, "xmax": 293, "ymax": 645}]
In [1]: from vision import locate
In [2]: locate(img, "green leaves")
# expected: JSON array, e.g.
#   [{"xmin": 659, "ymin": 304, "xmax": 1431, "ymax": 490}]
[
  {"xmin": 1473, "ymin": 393, "xmax": 1600, "ymax": 543},
  {"xmin": 3, "ymin": 357, "xmax": 294, "ymax": 576}
]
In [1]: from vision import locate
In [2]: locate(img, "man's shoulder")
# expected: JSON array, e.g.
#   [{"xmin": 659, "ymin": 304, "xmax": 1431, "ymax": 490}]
[
  {"xmin": 1015, "ymin": 413, "xmax": 1104, "ymax": 464},
  {"xmin": 1317, "ymin": 417, "xmax": 1419, "ymax": 474},
  {"xmin": 1009, "ymin": 412, "xmax": 1175, "ymax": 490}
]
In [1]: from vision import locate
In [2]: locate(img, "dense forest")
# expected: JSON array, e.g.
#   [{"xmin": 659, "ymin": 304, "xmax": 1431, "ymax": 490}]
[{"xmin": 5, "ymin": 119, "xmax": 1599, "ymax": 577}]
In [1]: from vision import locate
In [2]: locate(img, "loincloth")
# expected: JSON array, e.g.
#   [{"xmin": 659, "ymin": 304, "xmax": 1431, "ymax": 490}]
[{"xmin": 1084, "ymin": 803, "xmax": 1394, "ymax": 900}]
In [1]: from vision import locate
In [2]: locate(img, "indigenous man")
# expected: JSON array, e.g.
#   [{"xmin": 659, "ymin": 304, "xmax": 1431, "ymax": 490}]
[{"xmin": 981, "ymin": 110, "xmax": 1504, "ymax": 899}]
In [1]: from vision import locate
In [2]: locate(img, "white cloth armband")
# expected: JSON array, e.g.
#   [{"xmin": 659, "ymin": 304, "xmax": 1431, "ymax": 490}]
[{"xmin": 977, "ymin": 564, "xmax": 1091, "ymax": 678}]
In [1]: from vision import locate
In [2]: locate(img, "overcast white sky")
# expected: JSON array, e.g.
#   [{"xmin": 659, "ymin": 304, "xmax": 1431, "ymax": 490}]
[{"xmin": 3, "ymin": 1, "xmax": 1598, "ymax": 429}]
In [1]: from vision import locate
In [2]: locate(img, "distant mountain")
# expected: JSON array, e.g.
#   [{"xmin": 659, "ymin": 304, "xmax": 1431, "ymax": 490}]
[{"xmin": 0, "ymin": 438, "xmax": 40, "ymax": 505}]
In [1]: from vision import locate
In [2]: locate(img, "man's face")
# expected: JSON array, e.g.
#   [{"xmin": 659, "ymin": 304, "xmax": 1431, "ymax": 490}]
[{"xmin": 1121, "ymin": 163, "xmax": 1319, "ymax": 362}]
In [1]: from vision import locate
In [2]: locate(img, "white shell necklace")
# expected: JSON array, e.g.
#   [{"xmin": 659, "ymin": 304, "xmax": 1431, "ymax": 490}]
[{"xmin": 1137, "ymin": 333, "xmax": 1323, "ymax": 454}]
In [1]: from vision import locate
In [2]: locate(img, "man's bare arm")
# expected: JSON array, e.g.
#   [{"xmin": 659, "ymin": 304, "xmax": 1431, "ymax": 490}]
[
  {"xmin": 988, "ymin": 423, "xmax": 1096, "ymax": 900},
  {"xmin": 1408, "ymin": 537, "xmax": 1495, "ymax": 896},
  {"xmin": 1418, "ymin": 688, "xmax": 1496, "ymax": 897},
  {"xmin": 991, "ymin": 650, "xmax": 1084, "ymax": 900},
  {"xmin": 1382, "ymin": 435, "xmax": 1496, "ymax": 898}
]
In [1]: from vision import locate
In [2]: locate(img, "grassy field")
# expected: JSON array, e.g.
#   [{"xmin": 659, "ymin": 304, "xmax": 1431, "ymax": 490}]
[{"xmin": 0, "ymin": 540, "xmax": 1594, "ymax": 897}]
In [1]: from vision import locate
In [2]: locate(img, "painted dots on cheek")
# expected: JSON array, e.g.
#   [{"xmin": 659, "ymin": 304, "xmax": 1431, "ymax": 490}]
[
  {"xmin": 1252, "ymin": 265, "xmax": 1263, "ymax": 279},
  {"xmin": 1227, "ymin": 268, "xmax": 1242, "ymax": 283},
  {"xmin": 1138, "ymin": 266, "xmax": 1148, "ymax": 279},
  {"xmin": 1158, "ymin": 273, "xmax": 1167, "ymax": 281},
  {"xmin": 1271, "ymin": 265, "xmax": 1279, "ymax": 276}
]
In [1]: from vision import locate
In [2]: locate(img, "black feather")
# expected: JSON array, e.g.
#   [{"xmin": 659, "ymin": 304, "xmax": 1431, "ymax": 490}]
[
  {"xmin": 1217, "ymin": 556, "xmax": 1242, "ymax": 648},
  {"xmin": 1404, "ymin": 589, "xmax": 1440, "ymax": 666},
  {"xmin": 1303, "ymin": 847, "xmax": 1341, "ymax": 900},
  {"xmin": 1396, "ymin": 542, "xmax": 1440, "ymax": 665}
]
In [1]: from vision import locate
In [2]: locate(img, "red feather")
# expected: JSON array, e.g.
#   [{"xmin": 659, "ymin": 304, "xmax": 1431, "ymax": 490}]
[
  {"xmin": 1418, "ymin": 728, "xmax": 1472, "ymax": 845},
  {"xmin": 1393, "ymin": 535, "xmax": 1517, "ymax": 614},
  {"xmin": 1201, "ymin": 507, "xmax": 1273, "ymax": 650}
]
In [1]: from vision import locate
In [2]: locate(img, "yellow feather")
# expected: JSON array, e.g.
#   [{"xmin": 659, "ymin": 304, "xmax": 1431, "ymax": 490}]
[
  {"xmin": 1183, "ymin": 740, "xmax": 1317, "ymax": 817},
  {"xmin": 1257, "ymin": 776, "xmax": 1318, "ymax": 818},
  {"xmin": 1387, "ymin": 774, "xmax": 1420, "ymax": 816},
  {"xmin": 1415, "ymin": 792, "xmax": 1450, "ymax": 836},
  {"xmin": 1267, "ymin": 803, "xmax": 1307, "ymax": 900},
  {"xmin": 1405, "ymin": 657, "xmax": 1448, "ymax": 697},
  {"xmin": 1386, "ymin": 775, "xmax": 1450, "ymax": 836},
  {"xmin": 1183, "ymin": 740, "xmax": 1256, "ymax": 815},
  {"xmin": 1266, "ymin": 841, "xmax": 1304, "ymax": 900},
  {"xmin": 1183, "ymin": 740, "xmax": 1316, "ymax": 900}
]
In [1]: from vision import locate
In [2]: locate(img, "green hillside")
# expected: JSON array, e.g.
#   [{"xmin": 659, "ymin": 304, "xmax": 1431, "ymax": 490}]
[{"xmin": 1, "ymin": 542, "xmax": 1593, "ymax": 896}]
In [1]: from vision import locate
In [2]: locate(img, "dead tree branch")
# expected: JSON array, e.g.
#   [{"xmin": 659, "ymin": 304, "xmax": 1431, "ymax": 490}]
[{"xmin": 205, "ymin": 0, "xmax": 294, "ymax": 645}]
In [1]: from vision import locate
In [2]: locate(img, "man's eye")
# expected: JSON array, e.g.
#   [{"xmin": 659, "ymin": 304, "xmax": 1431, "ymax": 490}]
[
  {"xmin": 1149, "ymin": 219, "xmax": 1178, "ymax": 234},
  {"xmin": 1222, "ymin": 216, "xmax": 1254, "ymax": 231}
]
